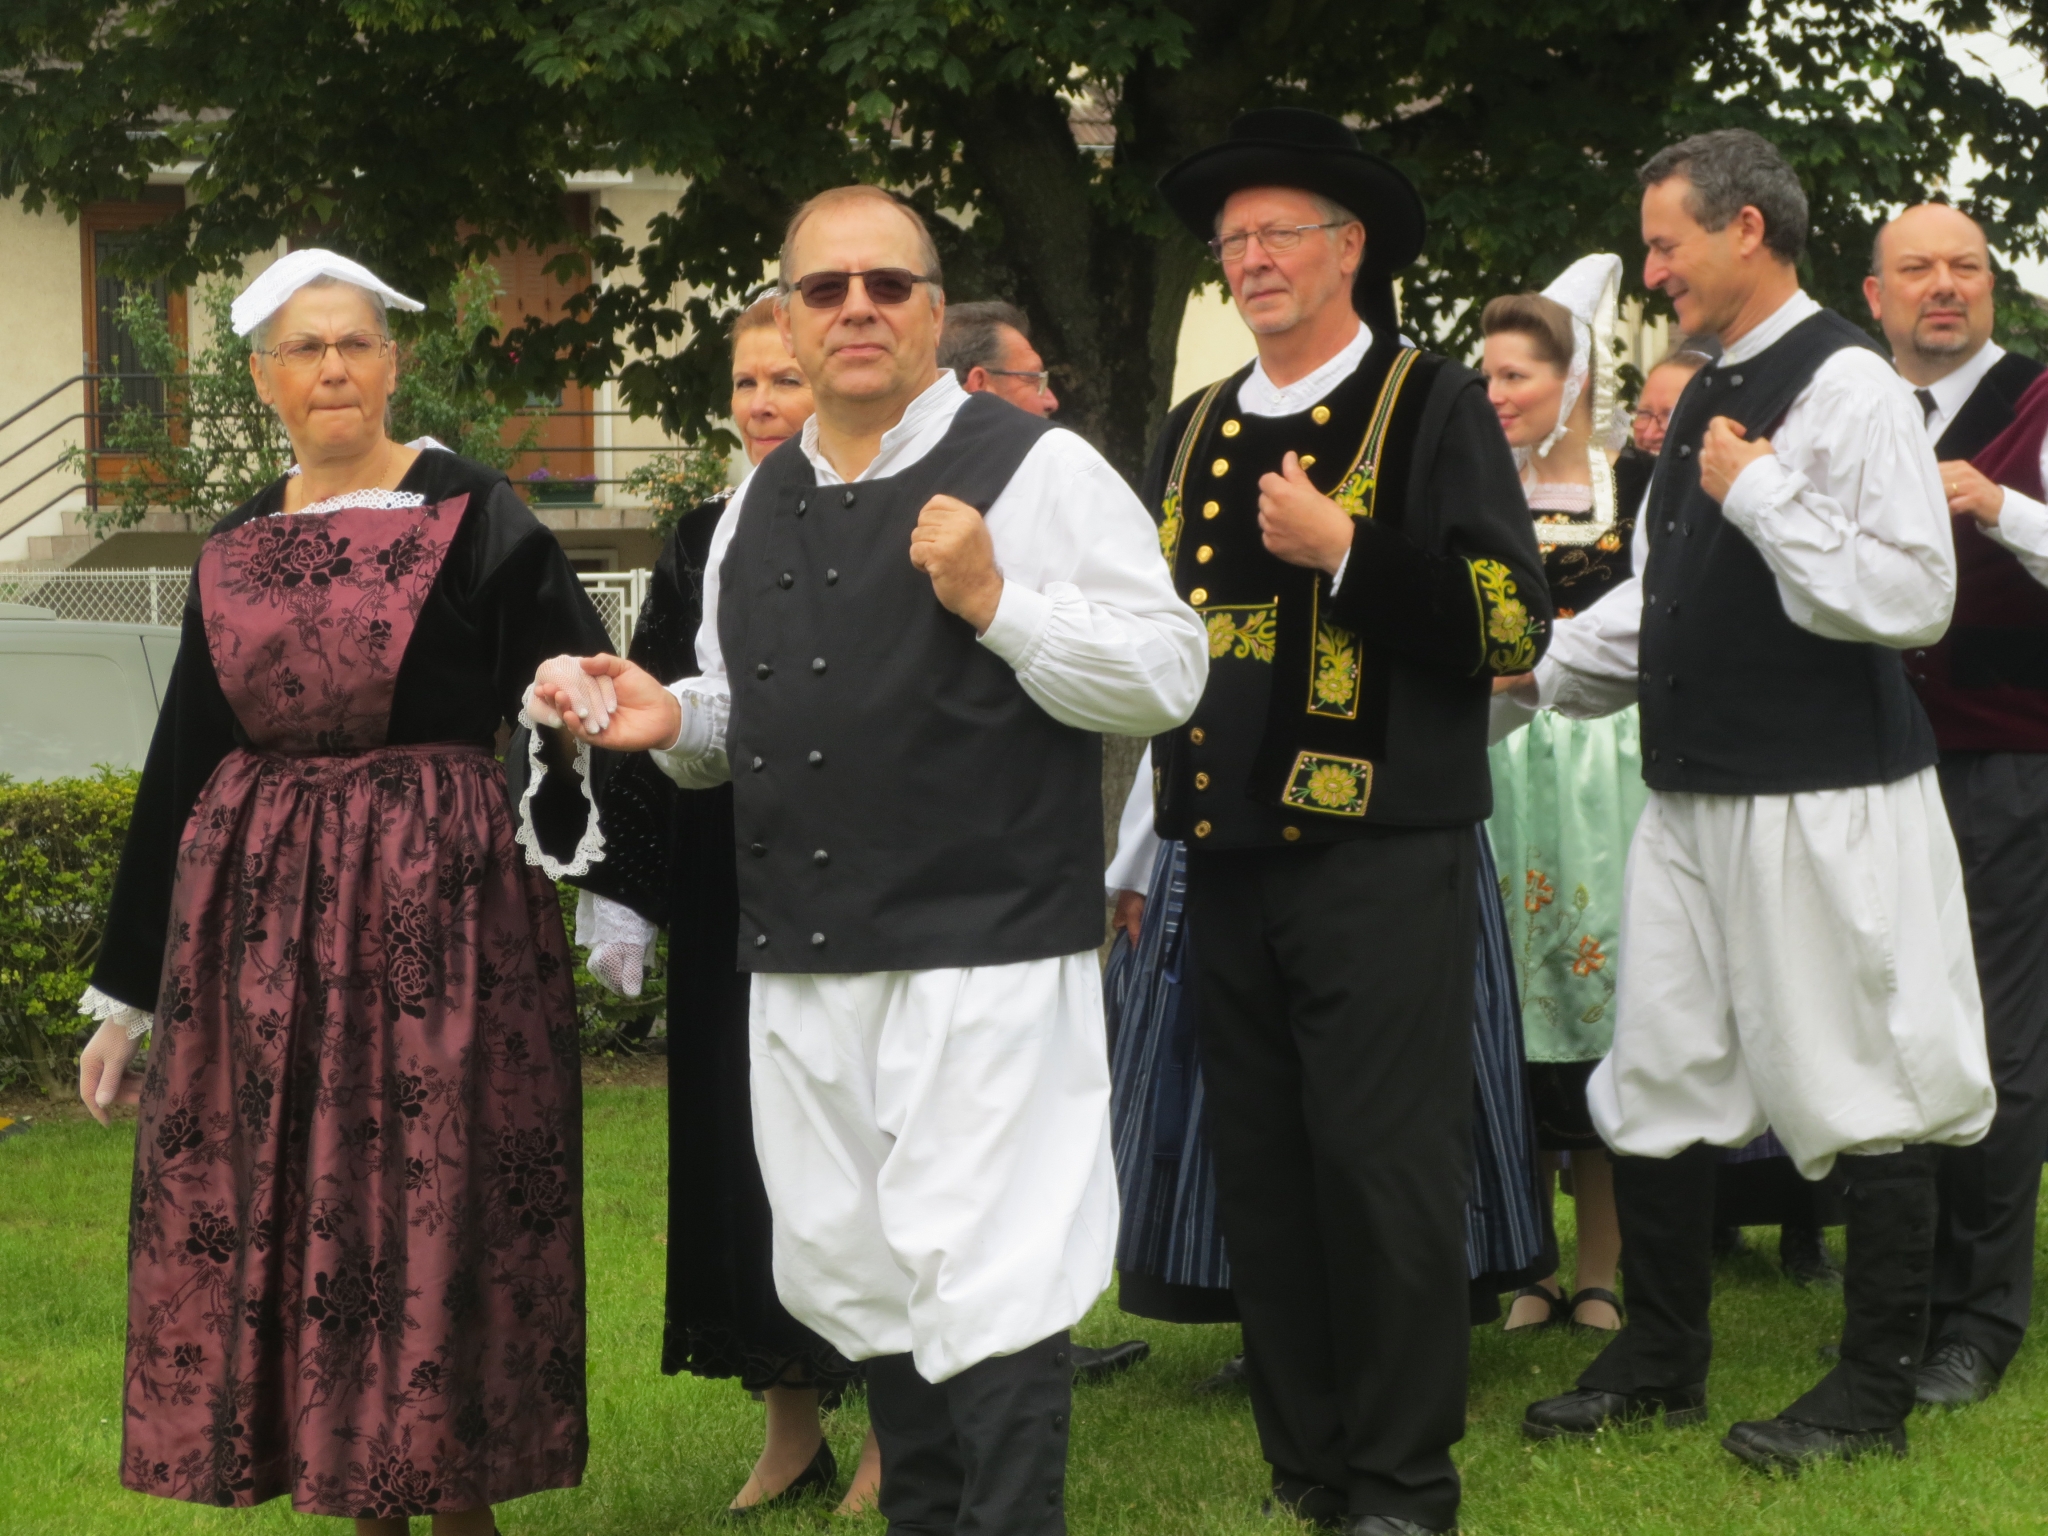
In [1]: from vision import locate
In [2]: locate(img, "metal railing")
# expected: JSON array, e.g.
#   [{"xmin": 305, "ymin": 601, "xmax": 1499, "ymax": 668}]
[
  {"xmin": 0, "ymin": 566, "xmax": 653, "ymax": 650},
  {"xmin": 1, "ymin": 369, "xmax": 724, "ymax": 547}
]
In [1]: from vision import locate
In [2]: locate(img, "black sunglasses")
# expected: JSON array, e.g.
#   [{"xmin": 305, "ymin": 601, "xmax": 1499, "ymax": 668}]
[{"xmin": 786, "ymin": 268, "xmax": 935, "ymax": 309}]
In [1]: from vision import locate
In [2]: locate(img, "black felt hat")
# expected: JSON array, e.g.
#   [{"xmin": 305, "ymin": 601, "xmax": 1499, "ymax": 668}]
[{"xmin": 1158, "ymin": 108, "xmax": 1426, "ymax": 275}]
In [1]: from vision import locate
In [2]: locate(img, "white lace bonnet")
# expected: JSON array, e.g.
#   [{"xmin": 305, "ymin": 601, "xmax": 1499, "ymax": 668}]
[
  {"xmin": 231, "ymin": 248, "xmax": 425, "ymax": 338},
  {"xmin": 1527, "ymin": 251, "xmax": 1623, "ymax": 546}
]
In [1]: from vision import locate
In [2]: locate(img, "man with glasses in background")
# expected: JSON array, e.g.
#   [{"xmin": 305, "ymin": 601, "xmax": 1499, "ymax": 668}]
[
  {"xmin": 532, "ymin": 183, "xmax": 1205, "ymax": 1534},
  {"xmin": 940, "ymin": 299, "xmax": 1061, "ymax": 418}
]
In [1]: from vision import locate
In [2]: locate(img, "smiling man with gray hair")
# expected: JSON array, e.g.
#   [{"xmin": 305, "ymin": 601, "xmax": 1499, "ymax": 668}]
[{"xmin": 1518, "ymin": 128, "xmax": 1995, "ymax": 1474}]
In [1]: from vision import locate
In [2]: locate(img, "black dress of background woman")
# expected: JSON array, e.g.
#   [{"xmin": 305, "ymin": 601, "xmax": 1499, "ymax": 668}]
[{"xmin": 574, "ymin": 493, "xmax": 859, "ymax": 1395}]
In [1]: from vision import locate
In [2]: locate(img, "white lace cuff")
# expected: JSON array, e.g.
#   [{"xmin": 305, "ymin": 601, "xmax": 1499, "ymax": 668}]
[
  {"xmin": 515, "ymin": 707, "xmax": 606, "ymax": 879},
  {"xmin": 79, "ymin": 984, "xmax": 153, "ymax": 1041},
  {"xmin": 574, "ymin": 888, "xmax": 660, "ymax": 951}
]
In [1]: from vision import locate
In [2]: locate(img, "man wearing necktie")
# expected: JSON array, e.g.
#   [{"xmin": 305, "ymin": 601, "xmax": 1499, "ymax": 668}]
[{"xmin": 1866, "ymin": 202, "xmax": 2048, "ymax": 1408}]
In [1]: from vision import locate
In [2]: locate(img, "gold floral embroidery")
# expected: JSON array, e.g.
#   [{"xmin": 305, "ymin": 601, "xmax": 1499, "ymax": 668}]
[
  {"xmin": 1311, "ymin": 621, "xmax": 1361, "ymax": 714},
  {"xmin": 1472, "ymin": 558, "xmax": 1537, "ymax": 673},
  {"xmin": 1281, "ymin": 750, "xmax": 1373, "ymax": 818},
  {"xmin": 1159, "ymin": 489, "xmax": 1184, "ymax": 568},
  {"xmin": 1331, "ymin": 466, "xmax": 1375, "ymax": 517},
  {"xmin": 1204, "ymin": 604, "xmax": 1277, "ymax": 663}
]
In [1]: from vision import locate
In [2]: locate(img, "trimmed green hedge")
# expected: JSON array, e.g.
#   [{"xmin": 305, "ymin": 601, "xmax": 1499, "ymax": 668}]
[
  {"xmin": 0, "ymin": 771, "xmax": 662, "ymax": 1094},
  {"xmin": 0, "ymin": 770, "xmax": 138, "ymax": 1095}
]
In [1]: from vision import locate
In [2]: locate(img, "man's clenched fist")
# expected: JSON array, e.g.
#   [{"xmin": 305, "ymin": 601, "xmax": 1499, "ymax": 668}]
[{"xmin": 911, "ymin": 494, "xmax": 1006, "ymax": 633}]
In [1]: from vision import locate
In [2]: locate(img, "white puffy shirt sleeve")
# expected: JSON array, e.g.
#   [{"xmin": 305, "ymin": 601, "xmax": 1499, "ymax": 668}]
[
  {"xmin": 974, "ymin": 432, "xmax": 1208, "ymax": 736},
  {"xmin": 649, "ymin": 490, "xmax": 741, "ymax": 790},
  {"xmin": 1530, "ymin": 489, "xmax": 1648, "ymax": 720},
  {"xmin": 1979, "ymin": 434, "xmax": 2048, "ymax": 589},
  {"xmin": 1718, "ymin": 350, "xmax": 1956, "ymax": 648},
  {"xmin": 1104, "ymin": 745, "xmax": 1161, "ymax": 895}
]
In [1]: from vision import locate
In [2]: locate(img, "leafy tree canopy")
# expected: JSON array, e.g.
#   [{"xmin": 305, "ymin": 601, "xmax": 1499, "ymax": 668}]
[{"xmin": 4, "ymin": 0, "xmax": 2046, "ymax": 477}]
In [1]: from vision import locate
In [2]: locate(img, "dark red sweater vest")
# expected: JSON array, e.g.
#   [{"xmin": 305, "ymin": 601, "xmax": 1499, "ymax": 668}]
[{"xmin": 1915, "ymin": 369, "xmax": 2048, "ymax": 751}]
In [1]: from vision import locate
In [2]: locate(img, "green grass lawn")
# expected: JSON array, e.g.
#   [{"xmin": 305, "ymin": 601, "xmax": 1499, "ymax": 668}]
[{"xmin": 5, "ymin": 1078, "xmax": 2047, "ymax": 1535}]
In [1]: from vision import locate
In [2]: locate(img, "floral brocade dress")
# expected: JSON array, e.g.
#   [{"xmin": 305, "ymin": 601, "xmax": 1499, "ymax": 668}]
[
  {"xmin": 1485, "ymin": 462, "xmax": 1651, "ymax": 1148},
  {"xmin": 89, "ymin": 451, "xmax": 611, "ymax": 1517}
]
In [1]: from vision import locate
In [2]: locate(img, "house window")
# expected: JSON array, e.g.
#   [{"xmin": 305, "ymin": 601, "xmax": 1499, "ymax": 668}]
[{"xmin": 79, "ymin": 195, "xmax": 187, "ymax": 472}]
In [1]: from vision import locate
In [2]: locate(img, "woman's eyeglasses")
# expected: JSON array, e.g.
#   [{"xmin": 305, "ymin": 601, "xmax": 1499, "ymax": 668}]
[
  {"xmin": 1632, "ymin": 407, "xmax": 1673, "ymax": 429},
  {"xmin": 264, "ymin": 334, "xmax": 392, "ymax": 372},
  {"xmin": 785, "ymin": 268, "xmax": 935, "ymax": 309},
  {"xmin": 1208, "ymin": 221, "xmax": 1348, "ymax": 263}
]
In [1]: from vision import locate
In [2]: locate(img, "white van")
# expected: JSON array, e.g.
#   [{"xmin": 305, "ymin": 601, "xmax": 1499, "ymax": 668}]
[{"xmin": 0, "ymin": 603, "xmax": 178, "ymax": 780}]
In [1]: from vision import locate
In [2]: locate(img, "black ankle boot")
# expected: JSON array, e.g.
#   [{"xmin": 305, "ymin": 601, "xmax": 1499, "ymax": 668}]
[{"xmin": 1780, "ymin": 1148, "xmax": 1937, "ymax": 1435}]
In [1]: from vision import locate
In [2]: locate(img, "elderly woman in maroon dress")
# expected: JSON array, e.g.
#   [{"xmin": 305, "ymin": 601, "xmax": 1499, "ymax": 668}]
[{"xmin": 74, "ymin": 249, "xmax": 614, "ymax": 1536}]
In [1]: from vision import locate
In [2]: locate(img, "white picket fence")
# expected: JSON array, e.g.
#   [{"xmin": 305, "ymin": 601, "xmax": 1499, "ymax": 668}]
[{"xmin": 0, "ymin": 567, "xmax": 653, "ymax": 649}]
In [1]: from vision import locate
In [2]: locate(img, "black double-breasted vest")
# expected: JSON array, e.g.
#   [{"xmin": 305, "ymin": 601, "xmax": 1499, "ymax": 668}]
[
  {"xmin": 1637, "ymin": 309, "xmax": 1938, "ymax": 794},
  {"xmin": 717, "ymin": 394, "xmax": 1105, "ymax": 972}
]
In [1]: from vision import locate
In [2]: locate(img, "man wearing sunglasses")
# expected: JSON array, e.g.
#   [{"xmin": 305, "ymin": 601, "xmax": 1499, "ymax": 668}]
[{"xmin": 532, "ymin": 183, "xmax": 1206, "ymax": 1534}]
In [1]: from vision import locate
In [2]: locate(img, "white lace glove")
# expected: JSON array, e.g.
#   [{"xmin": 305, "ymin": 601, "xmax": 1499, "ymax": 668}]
[{"xmin": 575, "ymin": 890, "xmax": 658, "ymax": 999}]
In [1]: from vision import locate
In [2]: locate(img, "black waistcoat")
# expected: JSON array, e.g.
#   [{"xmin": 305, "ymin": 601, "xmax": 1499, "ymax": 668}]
[
  {"xmin": 1151, "ymin": 337, "xmax": 1441, "ymax": 846},
  {"xmin": 717, "ymin": 393, "xmax": 1103, "ymax": 973},
  {"xmin": 1637, "ymin": 308, "xmax": 1938, "ymax": 794}
]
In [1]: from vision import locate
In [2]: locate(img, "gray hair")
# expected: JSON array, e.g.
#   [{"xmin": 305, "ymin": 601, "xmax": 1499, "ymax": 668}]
[
  {"xmin": 253, "ymin": 274, "xmax": 391, "ymax": 351},
  {"xmin": 938, "ymin": 300, "xmax": 1031, "ymax": 375},
  {"xmin": 1638, "ymin": 129, "xmax": 1808, "ymax": 265}
]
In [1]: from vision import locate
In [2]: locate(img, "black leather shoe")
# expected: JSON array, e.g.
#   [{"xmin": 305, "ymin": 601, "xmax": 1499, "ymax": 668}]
[
  {"xmin": 1722, "ymin": 1415, "xmax": 1905, "ymax": 1472},
  {"xmin": 1194, "ymin": 1351, "xmax": 1247, "ymax": 1394},
  {"xmin": 1915, "ymin": 1339, "xmax": 2000, "ymax": 1408},
  {"xmin": 718, "ymin": 1438, "xmax": 837, "ymax": 1519},
  {"xmin": 1344, "ymin": 1517, "xmax": 1456, "ymax": 1535},
  {"xmin": 1778, "ymin": 1224, "xmax": 1842, "ymax": 1288},
  {"xmin": 1522, "ymin": 1385, "xmax": 1707, "ymax": 1440},
  {"xmin": 1263, "ymin": 1475, "xmax": 1346, "ymax": 1530},
  {"xmin": 1073, "ymin": 1339, "xmax": 1150, "ymax": 1385}
]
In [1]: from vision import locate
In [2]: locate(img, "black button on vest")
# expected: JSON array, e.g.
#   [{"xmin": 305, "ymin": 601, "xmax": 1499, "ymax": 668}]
[
  {"xmin": 1637, "ymin": 308, "xmax": 1937, "ymax": 794},
  {"xmin": 721, "ymin": 393, "xmax": 1103, "ymax": 971}
]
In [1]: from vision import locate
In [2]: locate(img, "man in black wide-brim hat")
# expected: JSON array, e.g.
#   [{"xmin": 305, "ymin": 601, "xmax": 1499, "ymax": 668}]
[{"xmin": 1132, "ymin": 109, "xmax": 1550, "ymax": 1535}]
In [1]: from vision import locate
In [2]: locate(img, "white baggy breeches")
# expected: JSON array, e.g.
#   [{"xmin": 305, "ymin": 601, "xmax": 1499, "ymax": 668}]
[
  {"xmin": 749, "ymin": 953, "xmax": 1118, "ymax": 1383},
  {"xmin": 1588, "ymin": 769, "xmax": 1995, "ymax": 1179}
]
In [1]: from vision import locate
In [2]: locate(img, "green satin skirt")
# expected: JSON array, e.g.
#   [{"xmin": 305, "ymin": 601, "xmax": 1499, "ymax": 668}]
[{"xmin": 1485, "ymin": 708, "xmax": 1650, "ymax": 1064}]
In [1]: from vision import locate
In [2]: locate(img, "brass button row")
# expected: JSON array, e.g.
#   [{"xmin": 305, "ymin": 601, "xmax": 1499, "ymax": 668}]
[
  {"xmin": 1221, "ymin": 419, "xmax": 1242, "ymax": 438},
  {"xmin": 1190, "ymin": 587, "xmax": 1208, "ymax": 605},
  {"xmin": 1312, "ymin": 404, "xmax": 1332, "ymax": 425},
  {"xmin": 1202, "ymin": 500, "xmax": 1220, "ymax": 519}
]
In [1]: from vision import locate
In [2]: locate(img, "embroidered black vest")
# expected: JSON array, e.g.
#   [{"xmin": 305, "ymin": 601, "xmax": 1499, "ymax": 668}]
[
  {"xmin": 718, "ymin": 394, "xmax": 1104, "ymax": 972},
  {"xmin": 1152, "ymin": 336, "xmax": 1444, "ymax": 846},
  {"xmin": 1637, "ymin": 309, "xmax": 1938, "ymax": 794}
]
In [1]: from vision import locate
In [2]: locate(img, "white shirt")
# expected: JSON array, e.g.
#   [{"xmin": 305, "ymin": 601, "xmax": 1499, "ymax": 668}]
[
  {"xmin": 1908, "ymin": 340, "xmax": 2048, "ymax": 589},
  {"xmin": 652, "ymin": 371, "xmax": 1208, "ymax": 788},
  {"xmin": 1237, "ymin": 321, "xmax": 1372, "ymax": 417},
  {"xmin": 1536, "ymin": 290, "xmax": 1957, "ymax": 718}
]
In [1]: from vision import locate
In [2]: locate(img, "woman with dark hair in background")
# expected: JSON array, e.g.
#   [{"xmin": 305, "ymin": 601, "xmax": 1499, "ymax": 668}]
[{"xmin": 572, "ymin": 294, "xmax": 885, "ymax": 1519}]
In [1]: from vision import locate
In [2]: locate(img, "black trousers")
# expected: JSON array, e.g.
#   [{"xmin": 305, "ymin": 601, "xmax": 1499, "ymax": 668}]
[
  {"xmin": 1930, "ymin": 751, "xmax": 2048, "ymax": 1372},
  {"xmin": 1580, "ymin": 1145, "xmax": 1938, "ymax": 1430},
  {"xmin": 1188, "ymin": 831, "xmax": 1476, "ymax": 1531},
  {"xmin": 865, "ymin": 1332, "xmax": 1074, "ymax": 1536}
]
